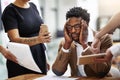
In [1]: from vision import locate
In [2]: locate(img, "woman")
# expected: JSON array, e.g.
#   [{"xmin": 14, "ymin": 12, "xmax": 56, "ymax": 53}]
[{"xmin": 1, "ymin": 0, "xmax": 51, "ymax": 78}]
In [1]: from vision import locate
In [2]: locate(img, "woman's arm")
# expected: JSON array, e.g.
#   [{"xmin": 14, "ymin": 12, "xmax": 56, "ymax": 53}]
[
  {"xmin": 92, "ymin": 12, "xmax": 120, "ymax": 49},
  {"xmin": 95, "ymin": 12, "xmax": 120, "ymax": 39},
  {"xmin": 0, "ymin": 45, "xmax": 17, "ymax": 63},
  {"xmin": 7, "ymin": 27, "xmax": 51, "ymax": 46}
]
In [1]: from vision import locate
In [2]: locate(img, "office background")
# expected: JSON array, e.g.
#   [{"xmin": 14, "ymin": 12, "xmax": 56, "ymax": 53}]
[{"xmin": 0, "ymin": 0, "xmax": 120, "ymax": 79}]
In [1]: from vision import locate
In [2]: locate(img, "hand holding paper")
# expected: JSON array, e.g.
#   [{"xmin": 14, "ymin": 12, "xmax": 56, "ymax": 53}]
[
  {"xmin": 77, "ymin": 53, "xmax": 106, "ymax": 65},
  {"xmin": 7, "ymin": 42, "xmax": 42, "ymax": 73}
]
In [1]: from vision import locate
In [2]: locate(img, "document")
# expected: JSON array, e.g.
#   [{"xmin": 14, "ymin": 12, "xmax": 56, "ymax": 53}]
[
  {"xmin": 7, "ymin": 42, "xmax": 42, "ymax": 73},
  {"xmin": 34, "ymin": 75, "xmax": 78, "ymax": 80},
  {"xmin": 77, "ymin": 53, "xmax": 106, "ymax": 65}
]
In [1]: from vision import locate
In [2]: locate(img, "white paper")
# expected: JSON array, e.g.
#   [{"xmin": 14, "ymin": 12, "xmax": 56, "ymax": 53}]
[
  {"xmin": 34, "ymin": 75, "xmax": 78, "ymax": 80},
  {"xmin": 7, "ymin": 42, "xmax": 42, "ymax": 73}
]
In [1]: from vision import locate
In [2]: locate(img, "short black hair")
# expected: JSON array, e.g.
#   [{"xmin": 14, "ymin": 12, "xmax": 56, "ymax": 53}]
[{"xmin": 66, "ymin": 7, "xmax": 90, "ymax": 23}]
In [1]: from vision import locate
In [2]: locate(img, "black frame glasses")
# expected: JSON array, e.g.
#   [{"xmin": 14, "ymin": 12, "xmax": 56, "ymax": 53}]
[{"xmin": 66, "ymin": 24, "xmax": 81, "ymax": 31}]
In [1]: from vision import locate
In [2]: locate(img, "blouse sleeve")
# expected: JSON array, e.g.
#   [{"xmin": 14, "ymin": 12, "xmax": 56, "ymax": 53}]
[
  {"xmin": 1, "ymin": 5, "xmax": 18, "ymax": 32},
  {"xmin": 30, "ymin": 2, "xmax": 40, "ymax": 15}
]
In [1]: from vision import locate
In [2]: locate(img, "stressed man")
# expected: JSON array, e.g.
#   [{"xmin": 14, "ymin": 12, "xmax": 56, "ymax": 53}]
[{"xmin": 52, "ymin": 7, "xmax": 112, "ymax": 78}]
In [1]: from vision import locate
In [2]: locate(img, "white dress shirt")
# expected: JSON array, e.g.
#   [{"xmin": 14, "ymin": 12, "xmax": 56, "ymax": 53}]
[
  {"xmin": 75, "ymin": 27, "xmax": 94, "ymax": 76},
  {"xmin": 75, "ymin": 42, "xmax": 86, "ymax": 76}
]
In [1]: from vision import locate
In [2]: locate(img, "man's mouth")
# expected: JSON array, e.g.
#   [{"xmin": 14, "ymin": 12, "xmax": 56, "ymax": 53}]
[{"xmin": 71, "ymin": 33, "xmax": 78, "ymax": 37}]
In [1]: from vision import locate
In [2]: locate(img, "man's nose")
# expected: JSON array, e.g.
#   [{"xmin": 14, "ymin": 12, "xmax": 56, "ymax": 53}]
[{"xmin": 71, "ymin": 27, "xmax": 76, "ymax": 32}]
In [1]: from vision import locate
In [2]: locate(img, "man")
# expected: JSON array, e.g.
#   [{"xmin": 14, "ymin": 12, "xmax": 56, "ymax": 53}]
[{"xmin": 52, "ymin": 7, "xmax": 112, "ymax": 78}]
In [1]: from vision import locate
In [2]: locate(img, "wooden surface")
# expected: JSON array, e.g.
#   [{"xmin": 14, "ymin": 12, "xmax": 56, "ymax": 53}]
[
  {"xmin": 7, "ymin": 74, "xmax": 120, "ymax": 80},
  {"xmin": 7, "ymin": 74, "xmax": 43, "ymax": 80},
  {"xmin": 77, "ymin": 77, "xmax": 120, "ymax": 80}
]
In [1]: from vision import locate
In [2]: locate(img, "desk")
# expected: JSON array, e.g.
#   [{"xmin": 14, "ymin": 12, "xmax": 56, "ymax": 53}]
[
  {"xmin": 77, "ymin": 77, "xmax": 120, "ymax": 80},
  {"xmin": 7, "ymin": 74, "xmax": 43, "ymax": 80},
  {"xmin": 7, "ymin": 74, "xmax": 120, "ymax": 80}
]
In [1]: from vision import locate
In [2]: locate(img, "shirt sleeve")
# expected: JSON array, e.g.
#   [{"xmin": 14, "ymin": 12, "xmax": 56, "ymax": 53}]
[{"xmin": 109, "ymin": 43, "xmax": 120, "ymax": 57}]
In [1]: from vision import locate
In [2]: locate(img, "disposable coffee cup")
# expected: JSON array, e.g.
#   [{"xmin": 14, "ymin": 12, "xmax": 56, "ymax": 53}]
[{"xmin": 40, "ymin": 24, "xmax": 48, "ymax": 33}]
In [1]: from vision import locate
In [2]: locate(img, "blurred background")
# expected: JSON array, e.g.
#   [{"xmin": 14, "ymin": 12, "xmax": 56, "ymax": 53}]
[{"xmin": 0, "ymin": 0, "xmax": 120, "ymax": 79}]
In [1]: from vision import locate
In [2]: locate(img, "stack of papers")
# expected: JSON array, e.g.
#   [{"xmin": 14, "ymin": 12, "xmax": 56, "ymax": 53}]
[
  {"xmin": 34, "ymin": 75, "xmax": 78, "ymax": 80},
  {"xmin": 7, "ymin": 42, "xmax": 42, "ymax": 73}
]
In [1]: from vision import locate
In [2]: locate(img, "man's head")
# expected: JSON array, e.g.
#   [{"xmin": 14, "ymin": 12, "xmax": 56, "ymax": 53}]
[{"xmin": 65, "ymin": 7, "xmax": 90, "ymax": 42}]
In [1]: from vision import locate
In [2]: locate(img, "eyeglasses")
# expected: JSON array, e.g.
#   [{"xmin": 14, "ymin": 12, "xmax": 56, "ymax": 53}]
[{"xmin": 66, "ymin": 24, "xmax": 81, "ymax": 31}]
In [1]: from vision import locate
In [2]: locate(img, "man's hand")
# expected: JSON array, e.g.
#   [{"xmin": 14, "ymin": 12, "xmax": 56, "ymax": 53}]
[
  {"xmin": 63, "ymin": 20, "xmax": 73, "ymax": 49},
  {"xmin": 79, "ymin": 20, "xmax": 88, "ymax": 49}
]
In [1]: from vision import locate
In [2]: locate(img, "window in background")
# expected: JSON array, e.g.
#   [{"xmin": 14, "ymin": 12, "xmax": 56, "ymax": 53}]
[{"xmin": 97, "ymin": 16, "xmax": 120, "ymax": 42}]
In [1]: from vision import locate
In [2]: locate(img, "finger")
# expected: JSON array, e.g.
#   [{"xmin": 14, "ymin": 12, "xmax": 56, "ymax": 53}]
[
  {"xmin": 64, "ymin": 24, "xmax": 70, "ymax": 39},
  {"xmin": 89, "ymin": 47, "xmax": 99, "ymax": 54},
  {"xmin": 11, "ymin": 57, "xmax": 18, "ymax": 63},
  {"xmin": 6, "ymin": 55, "xmax": 18, "ymax": 63},
  {"xmin": 8, "ymin": 53, "xmax": 18, "ymax": 63},
  {"xmin": 47, "ymin": 64, "xmax": 50, "ymax": 70},
  {"xmin": 81, "ymin": 19, "xmax": 88, "ymax": 26},
  {"xmin": 92, "ymin": 39, "xmax": 100, "ymax": 48},
  {"xmin": 43, "ymin": 35, "xmax": 51, "ymax": 39},
  {"xmin": 64, "ymin": 19, "xmax": 70, "ymax": 28},
  {"xmin": 64, "ymin": 19, "xmax": 71, "ymax": 33},
  {"xmin": 79, "ymin": 20, "xmax": 88, "ymax": 43},
  {"xmin": 64, "ymin": 23, "xmax": 68, "ymax": 34},
  {"xmin": 42, "ymin": 36, "xmax": 51, "ymax": 42}
]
